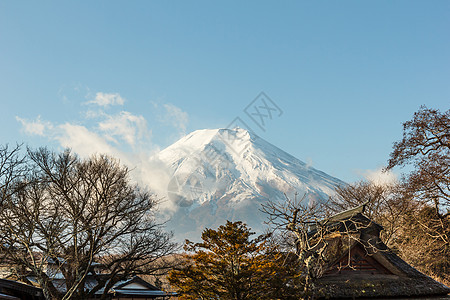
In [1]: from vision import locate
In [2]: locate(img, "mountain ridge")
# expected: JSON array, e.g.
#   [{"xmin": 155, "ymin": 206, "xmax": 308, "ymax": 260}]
[{"xmin": 152, "ymin": 128, "xmax": 345, "ymax": 241}]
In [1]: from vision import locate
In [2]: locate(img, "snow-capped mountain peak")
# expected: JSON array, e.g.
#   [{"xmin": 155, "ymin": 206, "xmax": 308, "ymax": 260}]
[{"xmin": 153, "ymin": 127, "xmax": 345, "ymax": 241}]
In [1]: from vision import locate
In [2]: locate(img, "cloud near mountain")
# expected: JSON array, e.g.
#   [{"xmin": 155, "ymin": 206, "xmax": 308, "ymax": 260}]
[
  {"xmin": 151, "ymin": 128, "xmax": 345, "ymax": 241},
  {"xmin": 16, "ymin": 96, "xmax": 347, "ymax": 242}
]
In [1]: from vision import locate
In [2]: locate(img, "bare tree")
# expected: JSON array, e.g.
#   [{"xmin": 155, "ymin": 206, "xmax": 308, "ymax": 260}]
[
  {"xmin": 327, "ymin": 181, "xmax": 412, "ymax": 248},
  {"xmin": 262, "ymin": 193, "xmax": 384, "ymax": 299},
  {"xmin": 0, "ymin": 144, "xmax": 28, "ymax": 266},
  {"xmin": 0, "ymin": 144, "xmax": 27, "ymax": 206},
  {"xmin": 261, "ymin": 194, "xmax": 328, "ymax": 298},
  {"xmin": 386, "ymin": 106, "xmax": 449, "ymax": 283},
  {"xmin": 0, "ymin": 148, "xmax": 177, "ymax": 300},
  {"xmin": 387, "ymin": 105, "xmax": 449, "ymax": 211}
]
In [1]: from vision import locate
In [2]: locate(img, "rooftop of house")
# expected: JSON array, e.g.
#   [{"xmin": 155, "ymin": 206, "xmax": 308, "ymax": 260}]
[
  {"xmin": 0, "ymin": 278, "xmax": 44, "ymax": 300},
  {"xmin": 312, "ymin": 204, "xmax": 450, "ymax": 299}
]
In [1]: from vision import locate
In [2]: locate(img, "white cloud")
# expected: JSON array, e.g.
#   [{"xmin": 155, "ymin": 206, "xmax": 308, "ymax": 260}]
[
  {"xmin": 363, "ymin": 168, "xmax": 398, "ymax": 186},
  {"xmin": 54, "ymin": 124, "xmax": 174, "ymax": 213},
  {"xmin": 162, "ymin": 103, "xmax": 189, "ymax": 135},
  {"xmin": 16, "ymin": 93, "xmax": 191, "ymax": 215},
  {"xmin": 56, "ymin": 123, "xmax": 122, "ymax": 159},
  {"xmin": 98, "ymin": 111, "xmax": 150, "ymax": 147},
  {"xmin": 305, "ymin": 157, "xmax": 313, "ymax": 169},
  {"xmin": 131, "ymin": 153, "xmax": 174, "ymax": 210},
  {"xmin": 15, "ymin": 116, "xmax": 53, "ymax": 136},
  {"xmin": 86, "ymin": 92, "xmax": 125, "ymax": 107}
]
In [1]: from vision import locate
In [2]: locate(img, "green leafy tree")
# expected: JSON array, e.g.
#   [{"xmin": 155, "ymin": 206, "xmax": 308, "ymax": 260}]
[{"xmin": 168, "ymin": 221, "xmax": 300, "ymax": 300}]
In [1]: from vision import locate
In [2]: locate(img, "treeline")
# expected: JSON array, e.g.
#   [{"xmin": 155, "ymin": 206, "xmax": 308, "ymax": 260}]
[
  {"xmin": 0, "ymin": 106, "xmax": 448, "ymax": 300},
  {"xmin": 168, "ymin": 106, "xmax": 449, "ymax": 299},
  {"xmin": 329, "ymin": 106, "xmax": 449, "ymax": 285},
  {"xmin": 0, "ymin": 148, "xmax": 177, "ymax": 300}
]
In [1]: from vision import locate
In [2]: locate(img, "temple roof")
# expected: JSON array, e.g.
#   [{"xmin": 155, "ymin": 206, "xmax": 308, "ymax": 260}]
[{"xmin": 313, "ymin": 205, "xmax": 450, "ymax": 298}]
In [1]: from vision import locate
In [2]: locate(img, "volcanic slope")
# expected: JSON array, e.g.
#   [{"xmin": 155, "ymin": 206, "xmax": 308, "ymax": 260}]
[{"xmin": 153, "ymin": 128, "xmax": 345, "ymax": 241}]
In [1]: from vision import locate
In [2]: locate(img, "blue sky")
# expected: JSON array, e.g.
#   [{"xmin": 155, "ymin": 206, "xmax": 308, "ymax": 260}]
[{"xmin": 1, "ymin": 1, "xmax": 449, "ymax": 184}]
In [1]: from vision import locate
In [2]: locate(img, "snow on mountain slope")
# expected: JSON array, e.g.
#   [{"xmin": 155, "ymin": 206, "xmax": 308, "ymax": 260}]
[{"xmin": 151, "ymin": 128, "xmax": 345, "ymax": 242}]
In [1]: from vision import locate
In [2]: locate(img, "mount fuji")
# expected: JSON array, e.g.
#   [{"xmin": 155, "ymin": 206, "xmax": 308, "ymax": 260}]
[{"xmin": 150, "ymin": 128, "xmax": 345, "ymax": 242}]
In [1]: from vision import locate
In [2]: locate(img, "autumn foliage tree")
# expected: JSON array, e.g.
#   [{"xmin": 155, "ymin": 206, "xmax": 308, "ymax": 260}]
[
  {"xmin": 168, "ymin": 221, "xmax": 301, "ymax": 300},
  {"xmin": 328, "ymin": 107, "xmax": 449, "ymax": 284},
  {"xmin": 385, "ymin": 106, "xmax": 450, "ymax": 284}
]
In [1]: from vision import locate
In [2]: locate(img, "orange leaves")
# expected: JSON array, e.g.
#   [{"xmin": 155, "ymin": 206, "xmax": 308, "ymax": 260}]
[{"xmin": 168, "ymin": 221, "xmax": 301, "ymax": 300}]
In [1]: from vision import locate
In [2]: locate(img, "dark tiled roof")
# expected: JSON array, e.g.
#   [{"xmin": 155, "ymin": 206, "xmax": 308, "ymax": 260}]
[{"xmin": 0, "ymin": 278, "xmax": 43, "ymax": 299}]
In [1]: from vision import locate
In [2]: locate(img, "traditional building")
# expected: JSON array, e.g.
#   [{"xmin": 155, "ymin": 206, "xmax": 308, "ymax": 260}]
[
  {"xmin": 103, "ymin": 276, "xmax": 177, "ymax": 299},
  {"xmin": 0, "ymin": 279, "xmax": 44, "ymax": 300},
  {"xmin": 1, "ymin": 275, "xmax": 176, "ymax": 300},
  {"xmin": 1, "ymin": 258, "xmax": 176, "ymax": 300},
  {"xmin": 311, "ymin": 204, "xmax": 450, "ymax": 299}
]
